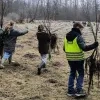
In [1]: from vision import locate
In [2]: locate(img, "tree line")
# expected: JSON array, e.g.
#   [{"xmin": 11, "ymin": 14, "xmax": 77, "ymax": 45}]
[{"xmin": 0, "ymin": 0, "xmax": 100, "ymax": 26}]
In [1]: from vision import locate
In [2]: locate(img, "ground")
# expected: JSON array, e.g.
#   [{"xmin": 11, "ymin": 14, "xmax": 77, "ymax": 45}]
[{"xmin": 0, "ymin": 21, "xmax": 100, "ymax": 100}]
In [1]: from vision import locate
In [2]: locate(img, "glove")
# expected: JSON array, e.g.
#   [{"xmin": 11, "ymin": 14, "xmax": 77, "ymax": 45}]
[{"xmin": 94, "ymin": 41, "xmax": 99, "ymax": 48}]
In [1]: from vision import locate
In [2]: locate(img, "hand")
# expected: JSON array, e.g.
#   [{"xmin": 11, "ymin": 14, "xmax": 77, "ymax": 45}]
[
  {"xmin": 94, "ymin": 41, "xmax": 99, "ymax": 48},
  {"xmin": 26, "ymin": 30, "xmax": 28, "ymax": 33}
]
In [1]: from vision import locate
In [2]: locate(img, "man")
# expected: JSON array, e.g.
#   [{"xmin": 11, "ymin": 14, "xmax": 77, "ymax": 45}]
[
  {"xmin": 0, "ymin": 22, "xmax": 28, "ymax": 68},
  {"xmin": 63, "ymin": 23, "xmax": 98, "ymax": 97},
  {"xmin": 36, "ymin": 25, "xmax": 50, "ymax": 75}
]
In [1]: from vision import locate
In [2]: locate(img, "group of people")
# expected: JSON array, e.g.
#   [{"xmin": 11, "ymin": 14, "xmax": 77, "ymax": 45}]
[
  {"xmin": 37, "ymin": 22, "xmax": 98, "ymax": 97},
  {"xmin": 0, "ymin": 22, "xmax": 99, "ymax": 97}
]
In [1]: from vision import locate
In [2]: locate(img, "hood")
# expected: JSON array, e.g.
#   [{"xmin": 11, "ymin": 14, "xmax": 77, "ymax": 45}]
[{"xmin": 66, "ymin": 28, "xmax": 82, "ymax": 41}]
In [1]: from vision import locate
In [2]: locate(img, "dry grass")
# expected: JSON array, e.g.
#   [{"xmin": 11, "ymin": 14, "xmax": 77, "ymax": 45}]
[{"xmin": 0, "ymin": 21, "xmax": 100, "ymax": 100}]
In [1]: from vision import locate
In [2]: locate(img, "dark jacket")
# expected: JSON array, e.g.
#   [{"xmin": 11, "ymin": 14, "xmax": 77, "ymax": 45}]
[
  {"xmin": 0, "ymin": 28, "xmax": 4, "ymax": 57},
  {"xmin": 37, "ymin": 31, "xmax": 50, "ymax": 54},
  {"xmin": 3, "ymin": 28, "xmax": 28, "ymax": 52},
  {"xmin": 64, "ymin": 28, "xmax": 97, "ymax": 52},
  {"xmin": 0, "ymin": 28, "xmax": 4, "ymax": 47}
]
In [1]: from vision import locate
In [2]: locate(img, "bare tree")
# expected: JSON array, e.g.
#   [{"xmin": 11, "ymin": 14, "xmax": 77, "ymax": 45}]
[
  {"xmin": 52, "ymin": 0, "xmax": 59, "ymax": 20},
  {"xmin": 0, "ymin": 0, "xmax": 6, "ymax": 28},
  {"xmin": 0, "ymin": 0, "xmax": 99, "ymax": 22},
  {"xmin": 29, "ymin": 0, "xmax": 40, "ymax": 22}
]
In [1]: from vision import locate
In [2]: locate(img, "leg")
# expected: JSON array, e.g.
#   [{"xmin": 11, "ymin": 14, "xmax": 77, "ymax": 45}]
[
  {"xmin": 76, "ymin": 60, "xmax": 84, "ymax": 91},
  {"xmin": 75, "ymin": 60, "xmax": 86, "ymax": 96},
  {"xmin": 0, "ymin": 45, "xmax": 3, "ymax": 59},
  {"xmin": 38, "ymin": 54, "xmax": 48, "ymax": 75},
  {"xmin": 39, "ymin": 54, "xmax": 48, "ymax": 68},
  {"xmin": 0, "ymin": 51, "xmax": 12, "ymax": 68},
  {"xmin": 9, "ymin": 54, "xmax": 12, "ymax": 64},
  {"xmin": 68, "ymin": 61, "xmax": 77, "ymax": 95}
]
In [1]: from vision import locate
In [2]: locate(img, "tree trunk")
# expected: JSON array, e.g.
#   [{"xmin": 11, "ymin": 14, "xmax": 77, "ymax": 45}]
[{"xmin": 0, "ymin": 0, "xmax": 4, "ymax": 28}]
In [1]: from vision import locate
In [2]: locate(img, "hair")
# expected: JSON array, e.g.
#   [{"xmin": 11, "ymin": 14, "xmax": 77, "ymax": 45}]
[
  {"xmin": 73, "ymin": 22, "xmax": 84, "ymax": 28},
  {"xmin": 4, "ymin": 21, "xmax": 14, "ymax": 33},
  {"xmin": 10, "ymin": 21, "xmax": 14, "ymax": 26},
  {"xmin": 38, "ymin": 25, "xmax": 44, "ymax": 32}
]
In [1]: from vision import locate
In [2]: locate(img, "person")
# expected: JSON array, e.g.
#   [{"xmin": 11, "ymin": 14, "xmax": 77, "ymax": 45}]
[
  {"xmin": 36, "ymin": 25, "xmax": 50, "ymax": 75},
  {"xmin": 63, "ymin": 22, "xmax": 99, "ymax": 97},
  {"xmin": 0, "ymin": 27, "xmax": 4, "ymax": 58},
  {"xmin": 0, "ymin": 22, "xmax": 28, "ymax": 68}
]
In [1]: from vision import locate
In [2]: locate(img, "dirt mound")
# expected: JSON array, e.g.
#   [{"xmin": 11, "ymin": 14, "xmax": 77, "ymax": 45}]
[
  {"xmin": 23, "ymin": 53, "xmax": 39, "ymax": 59},
  {"xmin": 47, "ymin": 79, "xmax": 58, "ymax": 84},
  {"xmin": 52, "ymin": 61, "xmax": 63, "ymax": 67},
  {"xmin": 11, "ymin": 62, "xmax": 20, "ymax": 67},
  {"xmin": 0, "ymin": 22, "xmax": 99, "ymax": 100},
  {"xmin": 20, "ymin": 96, "xmax": 42, "ymax": 100}
]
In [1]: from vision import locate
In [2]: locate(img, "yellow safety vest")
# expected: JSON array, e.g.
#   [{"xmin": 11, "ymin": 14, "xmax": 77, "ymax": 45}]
[{"xmin": 64, "ymin": 37, "xmax": 84, "ymax": 61}]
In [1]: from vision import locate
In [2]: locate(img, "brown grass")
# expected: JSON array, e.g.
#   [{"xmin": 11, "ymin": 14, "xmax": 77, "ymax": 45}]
[{"xmin": 0, "ymin": 21, "xmax": 100, "ymax": 100}]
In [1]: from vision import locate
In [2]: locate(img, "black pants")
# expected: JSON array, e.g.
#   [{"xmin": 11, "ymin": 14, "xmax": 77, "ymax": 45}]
[{"xmin": 68, "ymin": 60, "xmax": 84, "ymax": 91}]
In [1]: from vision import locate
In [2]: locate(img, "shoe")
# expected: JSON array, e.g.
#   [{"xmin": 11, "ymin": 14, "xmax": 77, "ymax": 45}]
[
  {"xmin": 75, "ymin": 89, "xmax": 86, "ymax": 97},
  {"xmin": 37, "ymin": 68, "xmax": 41, "ymax": 75},
  {"xmin": 1, "ymin": 58, "xmax": 9, "ymax": 66},
  {"xmin": 11, "ymin": 61, "xmax": 16, "ymax": 63},
  {"xmin": 67, "ymin": 89, "xmax": 75, "ymax": 96},
  {"xmin": 0, "ymin": 64, "xmax": 5, "ymax": 69}
]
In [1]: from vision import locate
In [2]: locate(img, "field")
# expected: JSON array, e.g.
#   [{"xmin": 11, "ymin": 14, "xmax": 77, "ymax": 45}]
[{"xmin": 0, "ymin": 21, "xmax": 100, "ymax": 100}]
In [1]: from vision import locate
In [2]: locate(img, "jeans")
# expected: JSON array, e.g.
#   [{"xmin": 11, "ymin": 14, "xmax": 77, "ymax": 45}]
[
  {"xmin": 68, "ymin": 60, "xmax": 84, "ymax": 91},
  {"xmin": 2, "ymin": 51, "xmax": 13, "ymax": 64}
]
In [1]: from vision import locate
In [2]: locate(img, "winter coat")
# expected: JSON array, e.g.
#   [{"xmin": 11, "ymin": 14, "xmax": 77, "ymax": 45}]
[
  {"xmin": 3, "ymin": 28, "xmax": 28, "ymax": 52},
  {"xmin": 0, "ymin": 28, "xmax": 4, "ymax": 57},
  {"xmin": 0, "ymin": 28, "xmax": 4, "ymax": 47},
  {"xmin": 36, "ymin": 31, "xmax": 50, "ymax": 54},
  {"xmin": 64, "ymin": 28, "xmax": 97, "ymax": 52}
]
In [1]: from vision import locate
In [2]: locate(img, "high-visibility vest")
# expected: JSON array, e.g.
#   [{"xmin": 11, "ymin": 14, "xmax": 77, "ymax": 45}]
[{"xmin": 64, "ymin": 37, "xmax": 84, "ymax": 61}]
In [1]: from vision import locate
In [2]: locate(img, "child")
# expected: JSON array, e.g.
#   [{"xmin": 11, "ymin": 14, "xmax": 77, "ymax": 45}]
[
  {"xmin": 36, "ymin": 25, "xmax": 50, "ymax": 75},
  {"xmin": 63, "ymin": 23, "xmax": 98, "ymax": 97},
  {"xmin": 0, "ymin": 22, "xmax": 28, "ymax": 68}
]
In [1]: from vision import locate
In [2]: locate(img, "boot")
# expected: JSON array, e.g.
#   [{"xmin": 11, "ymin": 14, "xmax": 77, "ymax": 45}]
[
  {"xmin": 37, "ymin": 63, "xmax": 46, "ymax": 75},
  {"xmin": 37, "ymin": 67, "xmax": 41, "ymax": 75},
  {"xmin": 0, "ymin": 58, "xmax": 9, "ymax": 69},
  {"xmin": 75, "ymin": 89, "xmax": 86, "ymax": 97},
  {"xmin": 0, "ymin": 58, "xmax": 6, "ymax": 69},
  {"xmin": 0, "ymin": 64, "xmax": 5, "ymax": 69}
]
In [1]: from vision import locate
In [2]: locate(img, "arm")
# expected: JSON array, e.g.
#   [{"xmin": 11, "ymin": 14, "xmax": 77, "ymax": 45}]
[
  {"xmin": 77, "ymin": 35, "xmax": 98, "ymax": 52},
  {"xmin": 10, "ymin": 29, "xmax": 28, "ymax": 36}
]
